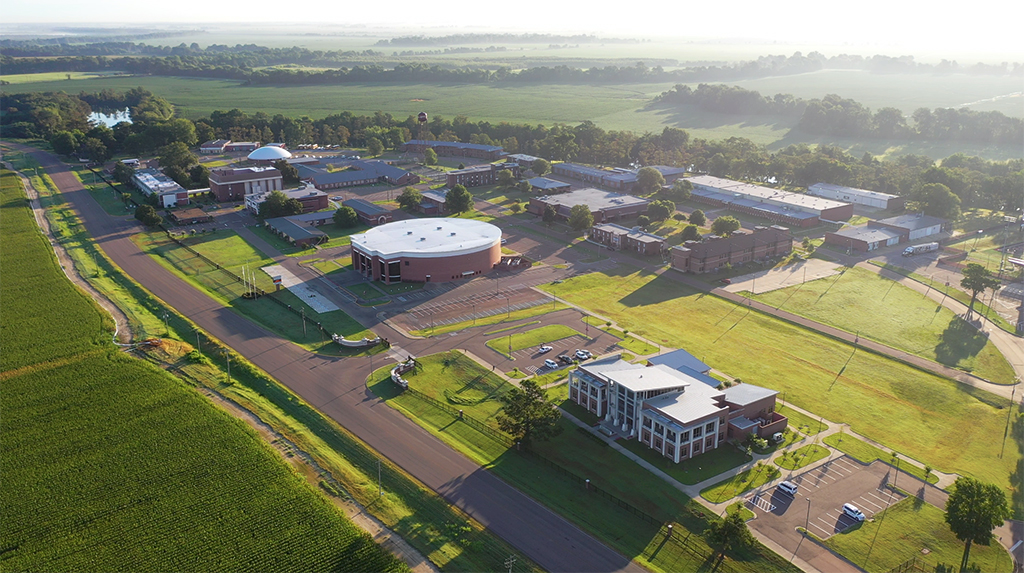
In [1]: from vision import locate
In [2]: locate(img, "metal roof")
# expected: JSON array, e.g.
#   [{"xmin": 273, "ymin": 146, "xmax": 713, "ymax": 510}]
[{"xmin": 722, "ymin": 383, "xmax": 778, "ymax": 407}]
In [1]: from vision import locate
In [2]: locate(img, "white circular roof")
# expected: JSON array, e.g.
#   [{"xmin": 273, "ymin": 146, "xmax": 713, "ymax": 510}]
[
  {"xmin": 351, "ymin": 218, "xmax": 501, "ymax": 259},
  {"xmin": 247, "ymin": 146, "xmax": 292, "ymax": 161}
]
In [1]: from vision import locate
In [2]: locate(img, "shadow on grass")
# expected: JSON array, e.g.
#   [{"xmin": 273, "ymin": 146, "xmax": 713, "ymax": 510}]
[
  {"xmin": 619, "ymin": 272, "xmax": 698, "ymax": 308},
  {"xmin": 934, "ymin": 317, "xmax": 989, "ymax": 368}
]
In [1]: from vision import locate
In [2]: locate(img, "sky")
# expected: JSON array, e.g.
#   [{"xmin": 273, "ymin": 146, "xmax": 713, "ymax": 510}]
[{"xmin": 3, "ymin": 0, "xmax": 1023, "ymax": 59}]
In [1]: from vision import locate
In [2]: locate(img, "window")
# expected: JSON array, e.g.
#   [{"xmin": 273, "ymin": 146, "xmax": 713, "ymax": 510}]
[
  {"xmin": 693, "ymin": 427, "xmax": 702, "ymax": 438},
  {"xmin": 681, "ymin": 431, "xmax": 690, "ymax": 442},
  {"xmin": 666, "ymin": 430, "xmax": 676, "ymax": 442},
  {"xmin": 642, "ymin": 417, "xmax": 652, "ymax": 429},
  {"xmin": 705, "ymin": 436, "xmax": 714, "ymax": 448},
  {"xmin": 404, "ymin": 260, "xmax": 409, "ymax": 266},
  {"xmin": 641, "ymin": 430, "xmax": 651, "ymax": 442},
  {"xmin": 680, "ymin": 445, "xmax": 689, "ymax": 457},
  {"xmin": 705, "ymin": 422, "xmax": 716, "ymax": 433},
  {"xmin": 654, "ymin": 423, "xmax": 664, "ymax": 435},
  {"xmin": 665, "ymin": 445, "xmax": 675, "ymax": 457}
]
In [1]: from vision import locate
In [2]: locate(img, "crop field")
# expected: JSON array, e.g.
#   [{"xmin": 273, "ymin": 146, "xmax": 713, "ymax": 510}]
[
  {"xmin": 0, "ymin": 170, "xmax": 406, "ymax": 572},
  {"xmin": 540, "ymin": 266, "xmax": 1021, "ymax": 492},
  {"xmin": 747, "ymin": 266, "xmax": 1015, "ymax": 383}
]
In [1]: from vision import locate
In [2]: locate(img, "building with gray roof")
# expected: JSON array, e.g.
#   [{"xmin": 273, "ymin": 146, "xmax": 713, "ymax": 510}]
[
  {"xmin": 527, "ymin": 177, "xmax": 571, "ymax": 193},
  {"xmin": 688, "ymin": 175, "xmax": 853, "ymax": 227},
  {"xmin": 808, "ymin": 182, "xmax": 904, "ymax": 210},
  {"xmin": 264, "ymin": 216, "xmax": 328, "ymax": 248},
  {"xmin": 528, "ymin": 188, "xmax": 649, "ymax": 223},
  {"xmin": 824, "ymin": 213, "xmax": 948, "ymax": 252}
]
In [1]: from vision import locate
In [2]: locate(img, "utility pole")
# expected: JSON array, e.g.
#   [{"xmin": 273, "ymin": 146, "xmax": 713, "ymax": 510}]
[
  {"xmin": 195, "ymin": 329, "xmax": 201, "ymax": 352},
  {"xmin": 504, "ymin": 555, "xmax": 516, "ymax": 573},
  {"xmin": 162, "ymin": 310, "xmax": 169, "ymax": 336},
  {"xmin": 378, "ymin": 458, "xmax": 383, "ymax": 497},
  {"xmin": 224, "ymin": 349, "xmax": 231, "ymax": 383},
  {"xmin": 301, "ymin": 308, "xmax": 306, "ymax": 337}
]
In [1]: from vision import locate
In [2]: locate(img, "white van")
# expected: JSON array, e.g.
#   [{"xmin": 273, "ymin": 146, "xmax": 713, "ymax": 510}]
[
  {"xmin": 544, "ymin": 359, "xmax": 559, "ymax": 369},
  {"xmin": 842, "ymin": 503, "xmax": 865, "ymax": 521},
  {"xmin": 777, "ymin": 481, "xmax": 798, "ymax": 495}
]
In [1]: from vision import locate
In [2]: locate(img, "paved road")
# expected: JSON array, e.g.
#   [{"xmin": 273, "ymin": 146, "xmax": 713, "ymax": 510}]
[{"xmin": 20, "ymin": 146, "xmax": 644, "ymax": 573}]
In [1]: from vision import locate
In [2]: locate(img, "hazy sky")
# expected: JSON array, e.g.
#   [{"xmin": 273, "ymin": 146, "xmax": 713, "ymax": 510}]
[{"xmin": 4, "ymin": 0, "xmax": 1023, "ymax": 58}]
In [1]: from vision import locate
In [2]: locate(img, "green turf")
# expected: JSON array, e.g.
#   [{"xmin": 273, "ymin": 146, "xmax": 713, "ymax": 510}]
[
  {"xmin": 824, "ymin": 498, "xmax": 1012, "ymax": 573},
  {"xmin": 540, "ymin": 266, "xmax": 1020, "ymax": 492},
  {"xmin": 376, "ymin": 281, "xmax": 423, "ymax": 295},
  {"xmin": 0, "ymin": 170, "xmax": 407, "ymax": 572},
  {"xmin": 750, "ymin": 266, "xmax": 1015, "ymax": 383},
  {"xmin": 774, "ymin": 444, "xmax": 831, "ymax": 470},
  {"xmin": 368, "ymin": 354, "xmax": 799, "ymax": 573},
  {"xmin": 249, "ymin": 221, "xmax": 367, "ymax": 255},
  {"xmin": 700, "ymin": 461, "xmax": 783, "ymax": 503},
  {"xmin": 824, "ymin": 433, "xmax": 940, "ymax": 485},
  {"xmin": 346, "ymin": 281, "xmax": 387, "ymax": 301},
  {"xmin": 618, "ymin": 437, "xmax": 753, "ymax": 485},
  {"xmin": 409, "ymin": 302, "xmax": 569, "ymax": 337},
  {"xmin": 777, "ymin": 405, "xmax": 829, "ymax": 436},
  {"xmin": 483, "ymin": 321, "xmax": 541, "ymax": 336},
  {"xmin": 485, "ymin": 324, "xmax": 582, "ymax": 358}
]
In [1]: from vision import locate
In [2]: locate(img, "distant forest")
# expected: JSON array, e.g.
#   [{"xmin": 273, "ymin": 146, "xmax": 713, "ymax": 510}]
[
  {"xmin": 373, "ymin": 33, "xmax": 643, "ymax": 46},
  {"xmin": 4, "ymin": 88, "xmax": 1020, "ymax": 218}
]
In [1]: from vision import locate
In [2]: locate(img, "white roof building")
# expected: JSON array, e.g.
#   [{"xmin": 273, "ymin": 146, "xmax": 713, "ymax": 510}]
[{"xmin": 350, "ymin": 218, "xmax": 501, "ymax": 259}]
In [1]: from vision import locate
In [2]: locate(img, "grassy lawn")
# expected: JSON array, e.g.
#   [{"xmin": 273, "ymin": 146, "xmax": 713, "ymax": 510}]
[
  {"xmin": 825, "ymin": 498, "xmax": 1012, "ymax": 573},
  {"xmin": 540, "ymin": 266, "xmax": 1020, "ymax": 492},
  {"xmin": 132, "ymin": 231, "xmax": 375, "ymax": 354},
  {"xmin": 368, "ymin": 353, "xmax": 798, "ymax": 573},
  {"xmin": 749, "ymin": 266, "xmax": 1015, "ymax": 383},
  {"xmin": 309, "ymin": 255, "xmax": 351, "ymax": 276},
  {"xmin": 582, "ymin": 317, "xmax": 660, "ymax": 354},
  {"xmin": 483, "ymin": 321, "xmax": 541, "ymax": 336},
  {"xmin": 700, "ymin": 461, "xmax": 783, "ymax": 503},
  {"xmin": 823, "ymin": 433, "xmax": 940, "ymax": 485},
  {"xmin": 866, "ymin": 261, "xmax": 1019, "ymax": 336},
  {"xmin": 377, "ymin": 281, "xmax": 423, "ymax": 295},
  {"xmin": 346, "ymin": 281, "xmax": 388, "ymax": 302},
  {"xmin": 777, "ymin": 405, "xmax": 829, "ymax": 436},
  {"xmin": 409, "ymin": 302, "xmax": 569, "ymax": 337},
  {"xmin": 774, "ymin": 444, "xmax": 830, "ymax": 470},
  {"xmin": 485, "ymin": 324, "xmax": 582, "ymax": 358},
  {"xmin": 619, "ymin": 438, "xmax": 752, "ymax": 486},
  {"xmin": 249, "ymin": 221, "xmax": 368, "ymax": 255}
]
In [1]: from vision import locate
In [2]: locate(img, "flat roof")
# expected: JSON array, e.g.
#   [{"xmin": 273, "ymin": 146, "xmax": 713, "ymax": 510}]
[
  {"xmin": 528, "ymin": 177, "xmax": 570, "ymax": 190},
  {"xmin": 689, "ymin": 175, "xmax": 849, "ymax": 213},
  {"xmin": 644, "ymin": 383, "xmax": 727, "ymax": 425},
  {"xmin": 350, "ymin": 218, "xmax": 500, "ymax": 259},
  {"xmin": 722, "ymin": 384, "xmax": 778, "ymax": 407},
  {"xmin": 537, "ymin": 188, "xmax": 648, "ymax": 212},
  {"xmin": 809, "ymin": 182, "xmax": 899, "ymax": 201},
  {"xmin": 648, "ymin": 349, "xmax": 710, "ymax": 375},
  {"xmin": 404, "ymin": 139, "xmax": 503, "ymax": 152},
  {"xmin": 830, "ymin": 226, "xmax": 903, "ymax": 243},
  {"xmin": 874, "ymin": 213, "xmax": 947, "ymax": 231}
]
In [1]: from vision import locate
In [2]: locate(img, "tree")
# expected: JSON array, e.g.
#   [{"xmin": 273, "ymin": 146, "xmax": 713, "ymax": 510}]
[
  {"xmin": 189, "ymin": 164, "xmax": 209, "ymax": 188},
  {"xmin": 516, "ymin": 180, "xmax": 531, "ymax": 194},
  {"xmin": 113, "ymin": 161, "xmax": 135, "ymax": 185},
  {"xmin": 703, "ymin": 511, "xmax": 755, "ymax": 567},
  {"xmin": 681, "ymin": 224, "xmax": 701, "ymax": 242},
  {"xmin": 82, "ymin": 137, "xmax": 110, "ymax": 163},
  {"xmin": 496, "ymin": 379, "xmax": 562, "ymax": 448},
  {"xmin": 918, "ymin": 182, "xmax": 962, "ymax": 220},
  {"xmin": 333, "ymin": 206, "xmax": 359, "ymax": 228},
  {"xmin": 509, "ymin": 202, "xmax": 523, "ymax": 214},
  {"xmin": 164, "ymin": 165, "xmax": 191, "ymax": 189},
  {"xmin": 637, "ymin": 215, "xmax": 651, "ymax": 229},
  {"xmin": 636, "ymin": 166, "xmax": 666, "ymax": 195},
  {"xmin": 158, "ymin": 141, "xmax": 196, "ymax": 170},
  {"xmin": 568, "ymin": 204, "xmax": 594, "ymax": 232},
  {"xmin": 646, "ymin": 199, "xmax": 675, "ymax": 221},
  {"xmin": 668, "ymin": 178, "xmax": 692, "ymax": 201},
  {"xmin": 121, "ymin": 193, "xmax": 132, "ymax": 208},
  {"xmin": 496, "ymin": 169, "xmax": 517, "ymax": 188},
  {"xmin": 134, "ymin": 204, "xmax": 163, "ymax": 227},
  {"xmin": 531, "ymin": 158, "xmax": 550, "ymax": 177},
  {"xmin": 689, "ymin": 209, "xmax": 707, "ymax": 227},
  {"xmin": 711, "ymin": 216, "xmax": 741, "ymax": 236},
  {"xmin": 397, "ymin": 187, "xmax": 423, "ymax": 211},
  {"xmin": 366, "ymin": 137, "xmax": 384, "ymax": 157},
  {"xmin": 50, "ymin": 130, "xmax": 79, "ymax": 156},
  {"xmin": 542, "ymin": 204, "xmax": 558, "ymax": 225},
  {"xmin": 960, "ymin": 263, "xmax": 1001, "ymax": 316},
  {"xmin": 446, "ymin": 184, "xmax": 473, "ymax": 214},
  {"xmin": 274, "ymin": 159, "xmax": 300, "ymax": 186},
  {"xmin": 258, "ymin": 190, "xmax": 303, "ymax": 219},
  {"xmin": 423, "ymin": 148, "xmax": 438, "ymax": 165},
  {"xmin": 944, "ymin": 477, "xmax": 1010, "ymax": 573},
  {"xmin": 457, "ymin": 163, "xmax": 465, "ymax": 170}
]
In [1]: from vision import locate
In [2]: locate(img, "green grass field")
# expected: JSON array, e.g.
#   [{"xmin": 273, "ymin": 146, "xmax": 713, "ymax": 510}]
[
  {"xmin": 777, "ymin": 404, "xmax": 829, "ymax": 436},
  {"xmin": 824, "ymin": 498, "xmax": 1012, "ymax": 573},
  {"xmin": 824, "ymin": 433, "xmax": 940, "ymax": 484},
  {"xmin": 749, "ymin": 266, "xmax": 1015, "ymax": 383},
  {"xmin": 408, "ymin": 302, "xmax": 569, "ymax": 337},
  {"xmin": 700, "ymin": 462, "xmax": 783, "ymax": 503},
  {"xmin": 774, "ymin": 444, "xmax": 831, "ymax": 470},
  {"xmin": 540, "ymin": 267, "xmax": 1021, "ymax": 492},
  {"xmin": 618, "ymin": 437, "xmax": 752, "ymax": 485},
  {"xmin": 369, "ymin": 352, "xmax": 799, "ymax": 573},
  {"xmin": 485, "ymin": 324, "xmax": 581, "ymax": 358},
  {"xmin": 0, "ymin": 169, "xmax": 406, "ymax": 572}
]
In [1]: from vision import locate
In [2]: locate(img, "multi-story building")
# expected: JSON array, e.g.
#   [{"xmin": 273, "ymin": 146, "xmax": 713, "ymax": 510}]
[
  {"xmin": 670, "ymin": 225, "xmax": 792, "ymax": 273},
  {"xmin": 199, "ymin": 139, "xmax": 230, "ymax": 154},
  {"xmin": 131, "ymin": 168, "xmax": 189, "ymax": 208},
  {"xmin": 528, "ymin": 188, "xmax": 649, "ymax": 223},
  {"xmin": 445, "ymin": 163, "xmax": 519, "ymax": 188},
  {"xmin": 589, "ymin": 222, "xmax": 666, "ymax": 255},
  {"xmin": 209, "ymin": 167, "xmax": 283, "ymax": 202},
  {"xmin": 244, "ymin": 185, "xmax": 328, "ymax": 214}
]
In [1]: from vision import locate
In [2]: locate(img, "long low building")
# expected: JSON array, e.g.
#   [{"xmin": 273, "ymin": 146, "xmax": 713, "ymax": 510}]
[
  {"xmin": 401, "ymin": 140, "xmax": 504, "ymax": 161},
  {"xmin": 670, "ymin": 225, "xmax": 792, "ymax": 273},
  {"xmin": 589, "ymin": 222, "xmax": 666, "ymax": 255},
  {"xmin": 824, "ymin": 213, "xmax": 949, "ymax": 252},
  {"xmin": 553, "ymin": 163, "xmax": 687, "ymax": 191},
  {"xmin": 209, "ymin": 167, "xmax": 283, "ymax": 202},
  {"xmin": 528, "ymin": 188, "xmax": 649, "ymax": 223},
  {"xmin": 808, "ymin": 182, "xmax": 904, "ymax": 210},
  {"xmin": 244, "ymin": 185, "xmax": 328, "ymax": 214},
  {"xmin": 305, "ymin": 159, "xmax": 419, "ymax": 190},
  {"xmin": 349, "ymin": 218, "xmax": 501, "ymax": 284},
  {"xmin": 445, "ymin": 163, "xmax": 519, "ymax": 188},
  {"xmin": 131, "ymin": 168, "xmax": 189, "ymax": 208},
  {"xmin": 688, "ymin": 175, "xmax": 853, "ymax": 227},
  {"xmin": 342, "ymin": 198, "xmax": 393, "ymax": 226}
]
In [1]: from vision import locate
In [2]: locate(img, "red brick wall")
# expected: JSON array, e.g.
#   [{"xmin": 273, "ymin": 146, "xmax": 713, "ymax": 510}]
[{"xmin": 351, "ymin": 243, "xmax": 500, "ymax": 283}]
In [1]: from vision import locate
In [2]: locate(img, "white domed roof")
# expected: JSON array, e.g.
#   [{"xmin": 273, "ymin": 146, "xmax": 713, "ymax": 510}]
[
  {"xmin": 248, "ymin": 146, "xmax": 292, "ymax": 161},
  {"xmin": 350, "ymin": 218, "xmax": 501, "ymax": 259}
]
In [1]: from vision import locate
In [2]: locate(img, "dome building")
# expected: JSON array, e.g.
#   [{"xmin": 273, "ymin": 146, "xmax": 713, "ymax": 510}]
[
  {"xmin": 247, "ymin": 146, "xmax": 293, "ymax": 163},
  {"xmin": 350, "ymin": 219, "xmax": 502, "ymax": 284}
]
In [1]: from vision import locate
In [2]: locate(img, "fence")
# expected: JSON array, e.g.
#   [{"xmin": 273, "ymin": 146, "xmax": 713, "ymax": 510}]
[{"xmin": 885, "ymin": 556, "xmax": 930, "ymax": 573}]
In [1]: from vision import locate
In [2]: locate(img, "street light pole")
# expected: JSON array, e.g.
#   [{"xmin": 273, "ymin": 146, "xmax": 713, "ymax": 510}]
[{"xmin": 224, "ymin": 349, "xmax": 231, "ymax": 383}]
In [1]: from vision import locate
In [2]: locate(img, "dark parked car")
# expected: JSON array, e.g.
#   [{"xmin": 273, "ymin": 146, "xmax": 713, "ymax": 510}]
[{"xmin": 558, "ymin": 354, "xmax": 574, "ymax": 364}]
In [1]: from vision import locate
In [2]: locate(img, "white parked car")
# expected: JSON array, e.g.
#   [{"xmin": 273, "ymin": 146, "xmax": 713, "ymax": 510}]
[
  {"xmin": 544, "ymin": 359, "xmax": 559, "ymax": 369},
  {"xmin": 842, "ymin": 503, "xmax": 865, "ymax": 521},
  {"xmin": 538, "ymin": 346, "xmax": 553, "ymax": 354},
  {"xmin": 777, "ymin": 481, "xmax": 798, "ymax": 496},
  {"xmin": 575, "ymin": 349, "xmax": 592, "ymax": 360}
]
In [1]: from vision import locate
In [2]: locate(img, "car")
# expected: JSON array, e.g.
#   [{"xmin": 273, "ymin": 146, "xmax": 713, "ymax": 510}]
[
  {"xmin": 575, "ymin": 349, "xmax": 590, "ymax": 360},
  {"xmin": 544, "ymin": 359, "xmax": 559, "ymax": 369},
  {"xmin": 538, "ymin": 346, "xmax": 553, "ymax": 354},
  {"xmin": 842, "ymin": 503, "xmax": 865, "ymax": 521},
  {"xmin": 720, "ymin": 278, "xmax": 732, "ymax": 284},
  {"xmin": 501, "ymin": 238, "xmax": 508, "ymax": 244},
  {"xmin": 558, "ymin": 354, "xmax": 573, "ymax": 364},
  {"xmin": 777, "ymin": 481, "xmax": 798, "ymax": 495}
]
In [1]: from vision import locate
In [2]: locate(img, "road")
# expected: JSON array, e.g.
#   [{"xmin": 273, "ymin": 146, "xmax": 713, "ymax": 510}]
[{"xmin": 18, "ymin": 146, "xmax": 645, "ymax": 573}]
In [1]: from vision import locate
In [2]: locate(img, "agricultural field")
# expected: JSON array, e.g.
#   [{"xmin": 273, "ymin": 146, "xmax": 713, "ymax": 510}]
[
  {"xmin": 368, "ymin": 351, "xmax": 799, "ymax": 573},
  {"xmin": 746, "ymin": 266, "xmax": 1016, "ymax": 383},
  {"xmin": 0, "ymin": 170, "xmax": 406, "ymax": 572},
  {"xmin": 824, "ymin": 498, "xmax": 1012, "ymax": 573},
  {"xmin": 540, "ymin": 266, "xmax": 1021, "ymax": 492}
]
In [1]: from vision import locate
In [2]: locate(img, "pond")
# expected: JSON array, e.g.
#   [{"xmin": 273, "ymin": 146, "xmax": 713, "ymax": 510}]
[{"xmin": 88, "ymin": 108, "xmax": 131, "ymax": 128}]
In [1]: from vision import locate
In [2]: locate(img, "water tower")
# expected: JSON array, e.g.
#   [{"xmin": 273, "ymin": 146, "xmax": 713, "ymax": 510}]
[{"xmin": 417, "ymin": 112, "xmax": 429, "ymax": 140}]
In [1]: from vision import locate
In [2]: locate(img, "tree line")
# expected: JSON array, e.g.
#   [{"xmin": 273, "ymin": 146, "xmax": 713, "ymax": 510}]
[{"xmin": 655, "ymin": 84, "xmax": 1024, "ymax": 144}]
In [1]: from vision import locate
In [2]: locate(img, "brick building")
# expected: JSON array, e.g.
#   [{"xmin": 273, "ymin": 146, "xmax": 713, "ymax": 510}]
[
  {"xmin": 307, "ymin": 160, "xmax": 420, "ymax": 190},
  {"xmin": 209, "ymin": 167, "xmax": 283, "ymax": 202},
  {"xmin": 400, "ymin": 140, "xmax": 504, "ymax": 161},
  {"xmin": 670, "ymin": 225, "xmax": 792, "ymax": 273},
  {"xmin": 589, "ymin": 222, "xmax": 666, "ymax": 255},
  {"xmin": 244, "ymin": 185, "xmax": 328, "ymax": 214},
  {"xmin": 445, "ymin": 163, "xmax": 519, "ymax": 188},
  {"xmin": 528, "ymin": 188, "xmax": 649, "ymax": 223},
  {"xmin": 824, "ymin": 213, "xmax": 949, "ymax": 252},
  {"xmin": 688, "ymin": 175, "xmax": 853, "ymax": 227},
  {"xmin": 343, "ymin": 198, "xmax": 394, "ymax": 226},
  {"xmin": 131, "ymin": 168, "xmax": 189, "ymax": 208}
]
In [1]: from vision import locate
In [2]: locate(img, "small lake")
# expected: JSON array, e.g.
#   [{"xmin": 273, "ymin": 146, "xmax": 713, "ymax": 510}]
[{"xmin": 88, "ymin": 109, "xmax": 132, "ymax": 128}]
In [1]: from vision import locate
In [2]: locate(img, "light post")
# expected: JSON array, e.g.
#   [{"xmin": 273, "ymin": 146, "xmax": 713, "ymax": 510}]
[
  {"xmin": 194, "ymin": 329, "xmax": 201, "ymax": 352},
  {"xmin": 162, "ymin": 310, "xmax": 169, "ymax": 336},
  {"xmin": 300, "ymin": 308, "xmax": 306, "ymax": 337},
  {"xmin": 506, "ymin": 296, "xmax": 511, "ymax": 318},
  {"xmin": 805, "ymin": 498, "xmax": 811, "ymax": 533},
  {"xmin": 378, "ymin": 458, "xmax": 383, "ymax": 497},
  {"xmin": 504, "ymin": 555, "xmax": 516, "ymax": 573},
  {"xmin": 224, "ymin": 349, "xmax": 231, "ymax": 383}
]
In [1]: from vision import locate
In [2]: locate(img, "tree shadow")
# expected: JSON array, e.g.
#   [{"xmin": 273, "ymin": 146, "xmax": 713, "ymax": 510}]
[
  {"xmin": 618, "ymin": 273, "xmax": 698, "ymax": 308},
  {"xmin": 933, "ymin": 316, "xmax": 988, "ymax": 367}
]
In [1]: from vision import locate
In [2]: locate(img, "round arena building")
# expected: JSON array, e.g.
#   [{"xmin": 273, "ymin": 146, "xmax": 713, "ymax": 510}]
[{"xmin": 350, "ymin": 218, "xmax": 502, "ymax": 284}]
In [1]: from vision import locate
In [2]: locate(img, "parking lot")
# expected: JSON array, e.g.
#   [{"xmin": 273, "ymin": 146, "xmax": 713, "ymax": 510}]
[{"xmin": 747, "ymin": 456, "xmax": 907, "ymax": 543}]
